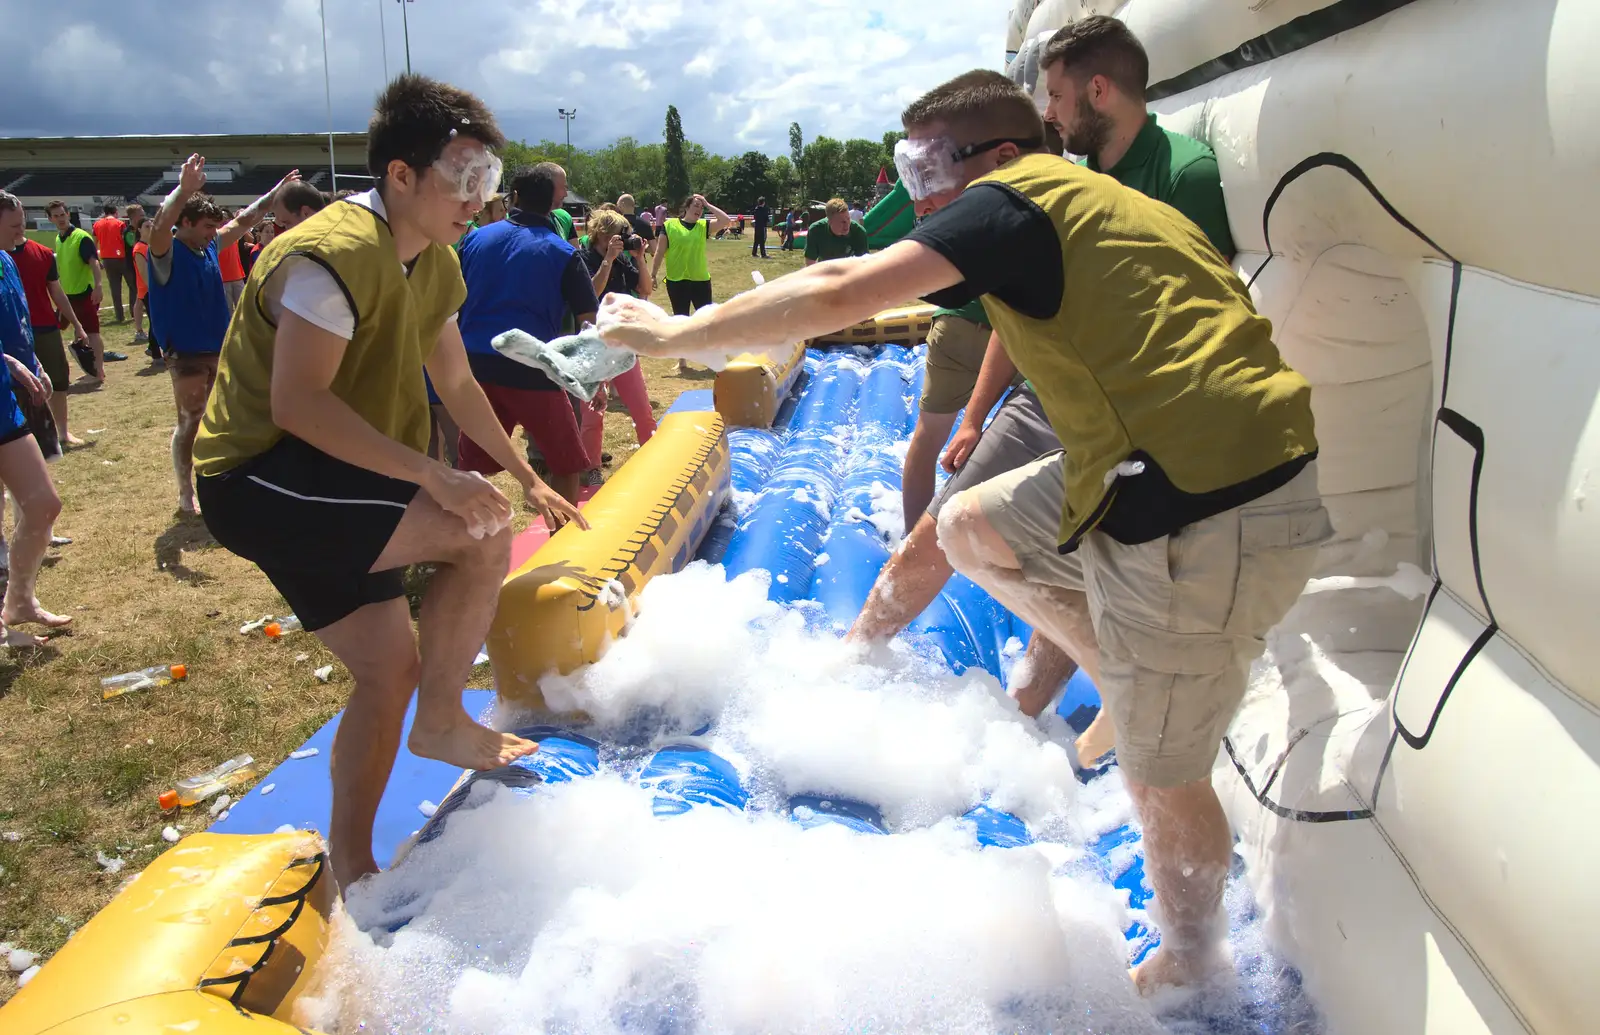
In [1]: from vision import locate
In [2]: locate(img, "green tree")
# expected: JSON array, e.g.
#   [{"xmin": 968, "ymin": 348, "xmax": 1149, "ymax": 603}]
[
  {"xmin": 769, "ymin": 155, "xmax": 798, "ymax": 207},
  {"xmin": 719, "ymin": 151, "xmax": 774, "ymax": 213},
  {"xmin": 789, "ymin": 122, "xmax": 804, "ymax": 197},
  {"xmin": 841, "ymin": 138, "xmax": 884, "ymax": 204},
  {"xmin": 664, "ymin": 105, "xmax": 691, "ymax": 206},
  {"xmin": 800, "ymin": 135, "xmax": 845, "ymax": 202}
]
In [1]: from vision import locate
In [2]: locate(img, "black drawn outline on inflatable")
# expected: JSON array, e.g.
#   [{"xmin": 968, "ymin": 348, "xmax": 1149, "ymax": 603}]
[
  {"xmin": 1223, "ymin": 149, "xmax": 1488, "ymax": 824},
  {"xmin": 194, "ymin": 851, "xmax": 326, "ymax": 1007}
]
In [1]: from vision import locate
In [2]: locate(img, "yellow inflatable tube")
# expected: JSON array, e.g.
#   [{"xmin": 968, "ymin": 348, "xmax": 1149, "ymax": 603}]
[
  {"xmin": 1, "ymin": 831, "xmax": 332, "ymax": 1035},
  {"xmin": 811, "ymin": 303, "xmax": 936, "ymax": 347},
  {"xmin": 489, "ymin": 409, "xmax": 729, "ymax": 706},
  {"xmin": 712, "ymin": 342, "xmax": 806, "ymax": 428}
]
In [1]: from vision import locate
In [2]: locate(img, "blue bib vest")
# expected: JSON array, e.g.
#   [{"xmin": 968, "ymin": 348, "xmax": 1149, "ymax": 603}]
[
  {"xmin": 0, "ymin": 251, "xmax": 37, "ymax": 368},
  {"xmin": 458, "ymin": 217, "xmax": 574, "ymax": 353},
  {"xmin": 147, "ymin": 238, "xmax": 232, "ymax": 355}
]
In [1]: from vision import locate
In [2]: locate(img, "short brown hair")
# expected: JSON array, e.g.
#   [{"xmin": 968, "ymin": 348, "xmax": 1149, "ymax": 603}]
[
  {"xmin": 178, "ymin": 193, "xmax": 227, "ymax": 225},
  {"xmin": 277, "ymin": 181, "xmax": 328, "ymax": 216},
  {"xmin": 46, "ymin": 200, "xmax": 66, "ymax": 215},
  {"xmin": 367, "ymin": 73, "xmax": 505, "ymax": 183},
  {"xmin": 901, "ymin": 69, "xmax": 1044, "ymax": 145},
  {"xmin": 824, "ymin": 198, "xmax": 848, "ymax": 217},
  {"xmin": 1039, "ymin": 16, "xmax": 1150, "ymax": 99}
]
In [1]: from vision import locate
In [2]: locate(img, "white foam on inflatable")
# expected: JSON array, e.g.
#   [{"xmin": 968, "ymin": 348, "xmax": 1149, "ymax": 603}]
[{"xmin": 300, "ymin": 565, "xmax": 1170, "ymax": 1034}]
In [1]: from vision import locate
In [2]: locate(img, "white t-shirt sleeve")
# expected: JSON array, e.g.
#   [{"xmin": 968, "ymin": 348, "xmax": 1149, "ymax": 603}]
[{"xmin": 260, "ymin": 255, "xmax": 356, "ymax": 340}]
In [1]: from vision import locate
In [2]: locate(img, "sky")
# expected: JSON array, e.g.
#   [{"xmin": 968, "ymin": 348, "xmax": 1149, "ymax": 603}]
[{"xmin": 5, "ymin": 0, "xmax": 1005, "ymax": 156}]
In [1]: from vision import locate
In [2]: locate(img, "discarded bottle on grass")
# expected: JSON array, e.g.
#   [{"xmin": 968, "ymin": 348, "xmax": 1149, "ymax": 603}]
[
  {"xmin": 264, "ymin": 615, "xmax": 303, "ymax": 638},
  {"xmin": 101, "ymin": 664, "xmax": 187, "ymax": 700},
  {"xmin": 158, "ymin": 754, "xmax": 255, "ymax": 810}
]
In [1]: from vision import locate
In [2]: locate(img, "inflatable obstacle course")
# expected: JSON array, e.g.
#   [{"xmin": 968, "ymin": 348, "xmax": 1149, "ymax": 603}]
[
  {"xmin": 712, "ymin": 343, "xmax": 807, "ymax": 427},
  {"xmin": 861, "ymin": 179, "xmax": 914, "ymax": 250},
  {"xmin": 488, "ymin": 409, "xmax": 730, "ymax": 707},
  {"xmin": 809, "ymin": 303, "xmax": 936, "ymax": 348}
]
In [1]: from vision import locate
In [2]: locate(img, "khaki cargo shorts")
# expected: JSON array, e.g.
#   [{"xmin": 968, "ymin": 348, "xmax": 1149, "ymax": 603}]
[
  {"xmin": 973, "ymin": 454, "xmax": 1331, "ymax": 786},
  {"xmin": 919, "ymin": 315, "xmax": 991, "ymax": 414}
]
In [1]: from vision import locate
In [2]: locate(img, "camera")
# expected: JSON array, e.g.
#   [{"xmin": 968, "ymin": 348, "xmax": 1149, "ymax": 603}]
[{"xmin": 620, "ymin": 233, "xmax": 642, "ymax": 251}]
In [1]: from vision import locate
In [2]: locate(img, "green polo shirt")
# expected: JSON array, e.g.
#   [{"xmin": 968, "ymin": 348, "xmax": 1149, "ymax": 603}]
[
  {"xmin": 804, "ymin": 218, "xmax": 869, "ymax": 263},
  {"xmin": 550, "ymin": 208, "xmax": 576, "ymax": 242},
  {"xmin": 933, "ymin": 298, "xmax": 990, "ymax": 327},
  {"xmin": 1088, "ymin": 113, "xmax": 1235, "ymax": 260}
]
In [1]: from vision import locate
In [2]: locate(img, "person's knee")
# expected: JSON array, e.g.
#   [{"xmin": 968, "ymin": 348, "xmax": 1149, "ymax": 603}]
[
  {"xmin": 19, "ymin": 484, "xmax": 62, "ymax": 526},
  {"xmin": 935, "ymin": 493, "xmax": 990, "ymax": 574},
  {"xmin": 347, "ymin": 646, "xmax": 422, "ymax": 703}
]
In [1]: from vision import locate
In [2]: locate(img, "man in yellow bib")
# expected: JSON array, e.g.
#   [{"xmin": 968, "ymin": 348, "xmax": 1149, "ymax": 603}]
[
  {"xmin": 193, "ymin": 75, "xmax": 584, "ymax": 890},
  {"xmin": 598, "ymin": 69, "xmax": 1330, "ymax": 994}
]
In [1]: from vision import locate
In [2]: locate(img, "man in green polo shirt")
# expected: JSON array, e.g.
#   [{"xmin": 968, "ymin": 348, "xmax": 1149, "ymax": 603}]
[
  {"xmin": 848, "ymin": 16, "xmax": 1241, "ymax": 758},
  {"xmin": 596, "ymin": 66, "xmax": 1328, "ymax": 996},
  {"xmin": 803, "ymin": 198, "xmax": 869, "ymax": 265}
]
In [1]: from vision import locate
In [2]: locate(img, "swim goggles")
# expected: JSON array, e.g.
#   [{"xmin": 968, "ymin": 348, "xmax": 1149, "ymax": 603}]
[
  {"xmin": 431, "ymin": 140, "xmax": 504, "ymax": 206},
  {"xmin": 892, "ymin": 135, "xmax": 1044, "ymax": 201}
]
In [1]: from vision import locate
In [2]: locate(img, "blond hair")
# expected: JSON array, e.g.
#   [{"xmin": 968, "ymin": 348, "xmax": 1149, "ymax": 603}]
[
  {"xmin": 586, "ymin": 209, "xmax": 631, "ymax": 241},
  {"xmin": 824, "ymin": 198, "xmax": 848, "ymax": 217}
]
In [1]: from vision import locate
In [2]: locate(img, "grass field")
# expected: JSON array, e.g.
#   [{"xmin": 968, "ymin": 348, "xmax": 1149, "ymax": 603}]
[{"xmin": 0, "ymin": 231, "xmax": 805, "ymax": 999}]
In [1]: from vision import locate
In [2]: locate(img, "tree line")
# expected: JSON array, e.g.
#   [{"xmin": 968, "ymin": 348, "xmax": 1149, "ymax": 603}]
[{"xmin": 502, "ymin": 105, "xmax": 907, "ymax": 215}]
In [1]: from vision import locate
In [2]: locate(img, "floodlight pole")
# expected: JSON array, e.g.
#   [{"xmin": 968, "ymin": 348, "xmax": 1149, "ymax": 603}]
[
  {"xmin": 320, "ymin": 0, "xmax": 338, "ymax": 189},
  {"xmin": 400, "ymin": 0, "xmax": 414, "ymax": 74},
  {"xmin": 378, "ymin": 0, "xmax": 389, "ymax": 81},
  {"xmin": 558, "ymin": 108, "xmax": 578, "ymax": 167}
]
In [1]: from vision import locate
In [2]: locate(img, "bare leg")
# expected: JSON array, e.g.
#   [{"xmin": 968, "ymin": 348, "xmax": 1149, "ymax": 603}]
[
  {"xmin": 132, "ymin": 296, "xmax": 146, "ymax": 339},
  {"xmin": 846, "ymin": 512, "xmax": 955, "ymax": 643},
  {"xmin": 0, "ymin": 435, "xmax": 66, "ymax": 640},
  {"xmin": 935, "ymin": 493, "xmax": 1101, "ymax": 684},
  {"xmin": 1010, "ymin": 631, "xmax": 1078, "ymax": 718},
  {"xmin": 1125, "ymin": 776, "xmax": 1233, "ymax": 993},
  {"xmin": 313, "ymin": 597, "xmax": 420, "ymax": 888},
  {"xmin": 169, "ymin": 367, "xmax": 210, "ymax": 514},
  {"xmin": 368, "ymin": 491, "xmax": 537, "ymax": 772},
  {"xmin": 900, "ymin": 411, "xmax": 957, "ymax": 525}
]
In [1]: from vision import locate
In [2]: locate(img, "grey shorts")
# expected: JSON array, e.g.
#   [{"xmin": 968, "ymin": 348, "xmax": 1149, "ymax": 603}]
[
  {"xmin": 926, "ymin": 386, "xmax": 1060, "ymax": 522},
  {"xmin": 968, "ymin": 456, "xmax": 1331, "ymax": 786}
]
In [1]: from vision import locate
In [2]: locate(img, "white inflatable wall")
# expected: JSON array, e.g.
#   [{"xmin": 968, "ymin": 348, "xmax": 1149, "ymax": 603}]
[{"xmin": 1008, "ymin": 2, "xmax": 1600, "ymax": 1034}]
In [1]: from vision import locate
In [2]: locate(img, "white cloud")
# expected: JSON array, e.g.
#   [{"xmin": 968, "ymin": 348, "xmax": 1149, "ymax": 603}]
[{"xmin": 4, "ymin": 0, "xmax": 1005, "ymax": 155}]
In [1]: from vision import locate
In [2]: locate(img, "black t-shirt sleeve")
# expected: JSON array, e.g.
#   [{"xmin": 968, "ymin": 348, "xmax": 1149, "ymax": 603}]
[
  {"xmin": 905, "ymin": 183, "xmax": 1063, "ymax": 320},
  {"xmin": 45, "ymin": 256, "xmax": 58, "ymax": 282},
  {"xmin": 79, "ymin": 237, "xmax": 99, "ymax": 264},
  {"xmin": 562, "ymin": 251, "xmax": 601, "ymax": 318}
]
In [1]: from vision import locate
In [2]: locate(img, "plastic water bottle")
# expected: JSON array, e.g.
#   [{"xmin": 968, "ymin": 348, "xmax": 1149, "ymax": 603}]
[
  {"xmin": 101, "ymin": 664, "xmax": 187, "ymax": 700},
  {"xmin": 158, "ymin": 754, "xmax": 256, "ymax": 810},
  {"xmin": 264, "ymin": 615, "xmax": 303, "ymax": 638}
]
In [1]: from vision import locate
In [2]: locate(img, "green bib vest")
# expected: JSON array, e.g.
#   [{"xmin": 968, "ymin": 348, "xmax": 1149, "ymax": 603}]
[
  {"xmin": 973, "ymin": 154, "xmax": 1317, "ymax": 546},
  {"xmin": 193, "ymin": 200, "xmax": 466, "ymax": 476},
  {"xmin": 663, "ymin": 218, "xmax": 709, "ymax": 282},
  {"xmin": 54, "ymin": 228, "xmax": 95, "ymax": 295}
]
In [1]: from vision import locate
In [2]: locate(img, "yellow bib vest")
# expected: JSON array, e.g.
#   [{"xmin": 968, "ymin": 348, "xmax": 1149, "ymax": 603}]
[
  {"xmin": 972, "ymin": 154, "xmax": 1317, "ymax": 546},
  {"xmin": 193, "ymin": 200, "xmax": 466, "ymax": 476}
]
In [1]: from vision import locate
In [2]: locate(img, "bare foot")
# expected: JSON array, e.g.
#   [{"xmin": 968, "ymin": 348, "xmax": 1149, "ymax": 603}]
[
  {"xmin": 1011, "ymin": 681, "xmax": 1056, "ymax": 719},
  {"xmin": 408, "ymin": 717, "xmax": 539, "ymax": 771},
  {"xmin": 2, "ymin": 603, "xmax": 73, "ymax": 629},
  {"xmin": 177, "ymin": 492, "xmax": 199, "ymax": 516},
  {"xmin": 63, "ymin": 434, "xmax": 85, "ymax": 447},
  {"xmin": 2, "ymin": 627, "xmax": 47, "ymax": 648},
  {"xmin": 1129, "ymin": 945, "xmax": 1227, "ymax": 996},
  {"xmin": 1075, "ymin": 710, "xmax": 1117, "ymax": 768}
]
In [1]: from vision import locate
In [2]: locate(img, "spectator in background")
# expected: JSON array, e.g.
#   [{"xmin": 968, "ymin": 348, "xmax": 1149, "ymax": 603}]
[
  {"xmin": 0, "ymin": 192, "xmax": 70, "ymax": 643},
  {"xmin": 848, "ymin": 201, "xmax": 865, "ymax": 222},
  {"xmin": 615, "ymin": 193, "xmax": 657, "ymax": 260},
  {"xmin": 653, "ymin": 193, "xmax": 735, "ymax": 375},
  {"xmin": 94, "ymin": 203, "xmax": 134, "ymax": 324},
  {"xmin": 216, "ymin": 208, "xmax": 249, "ymax": 310},
  {"xmin": 457, "ymin": 163, "xmax": 598, "ymax": 503},
  {"xmin": 751, "ymin": 196, "xmax": 770, "ymax": 258},
  {"xmin": 578, "ymin": 209, "xmax": 656, "ymax": 471},
  {"xmin": 780, "ymin": 207, "xmax": 798, "ymax": 250},
  {"xmin": 3, "ymin": 192, "xmax": 86, "ymax": 450},
  {"xmin": 148, "ymin": 156, "xmax": 297, "ymax": 513},
  {"xmin": 478, "ymin": 193, "xmax": 507, "ymax": 225},
  {"xmin": 534, "ymin": 162, "xmax": 579, "ymax": 244},
  {"xmin": 272, "ymin": 181, "xmax": 329, "ymax": 231},
  {"xmin": 131, "ymin": 219, "xmax": 155, "ymax": 363},
  {"xmin": 121, "ymin": 204, "xmax": 148, "ymax": 343},
  {"xmin": 46, "ymin": 200, "xmax": 107, "ymax": 382},
  {"xmin": 804, "ymin": 197, "xmax": 869, "ymax": 265}
]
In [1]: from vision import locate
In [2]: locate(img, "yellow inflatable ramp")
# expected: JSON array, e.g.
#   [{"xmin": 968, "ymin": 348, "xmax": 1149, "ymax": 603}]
[
  {"xmin": 811, "ymin": 303, "xmax": 935, "ymax": 347},
  {"xmin": 1, "ymin": 831, "xmax": 331, "ymax": 1035},
  {"xmin": 713, "ymin": 342, "xmax": 806, "ymax": 427},
  {"xmin": 489, "ymin": 409, "xmax": 729, "ymax": 706}
]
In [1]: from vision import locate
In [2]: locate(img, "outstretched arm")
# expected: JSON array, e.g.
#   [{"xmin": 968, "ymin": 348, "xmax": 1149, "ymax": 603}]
[
  {"xmin": 217, "ymin": 169, "xmax": 299, "ymax": 251},
  {"xmin": 599, "ymin": 240, "xmax": 962, "ymax": 358}
]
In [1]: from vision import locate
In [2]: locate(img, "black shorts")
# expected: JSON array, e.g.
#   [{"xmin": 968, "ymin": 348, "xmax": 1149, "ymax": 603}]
[
  {"xmin": 665, "ymin": 278, "xmax": 714, "ymax": 316},
  {"xmin": 195, "ymin": 436, "xmax": 420, "ymax": 631}
]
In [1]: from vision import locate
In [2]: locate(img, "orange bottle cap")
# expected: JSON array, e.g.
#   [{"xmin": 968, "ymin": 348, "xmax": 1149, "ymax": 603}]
[
  {"xmin": 170, "ymin": 664, "xmax": 188, "ymax": 680},
  {"xmin": 158, "ymin": 790, "xmax": 179, "ymax": 810}
]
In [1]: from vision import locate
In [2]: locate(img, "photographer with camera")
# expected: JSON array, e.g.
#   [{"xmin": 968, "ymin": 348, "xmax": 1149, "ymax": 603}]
[{"xmin": 577, "ymin": 210, "xmax": 656, "ymax": 466}]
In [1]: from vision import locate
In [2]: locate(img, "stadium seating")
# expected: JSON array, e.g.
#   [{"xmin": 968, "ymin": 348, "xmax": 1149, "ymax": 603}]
[{"xmin": 10, "ymin": 167, "xmax": 166, "ymax": 200}]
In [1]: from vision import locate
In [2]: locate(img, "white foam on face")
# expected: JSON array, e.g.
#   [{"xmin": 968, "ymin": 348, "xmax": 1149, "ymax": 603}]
[{"xmin": 301, "ymin": 565, "xmax": 1169, "ymax": 1034}]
